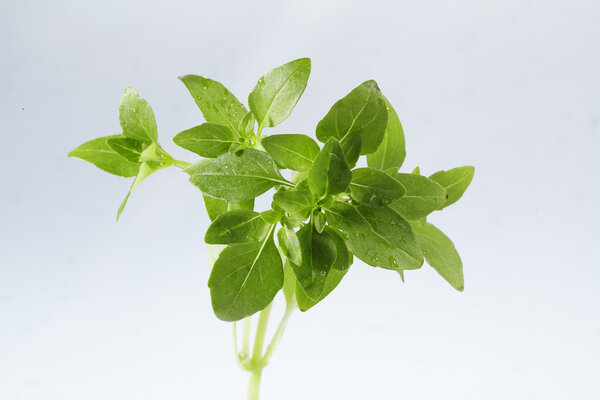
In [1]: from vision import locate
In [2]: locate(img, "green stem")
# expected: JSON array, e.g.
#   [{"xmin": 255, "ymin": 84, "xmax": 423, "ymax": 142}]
[
  {"xmin": 263, "ymin": 298, "xmax": 295, "ymax": 363},
  {"xmin": 247, "ymin": 369, "xmax": 262, "ymax": 400},
  {"xmin": 252, "ymin": 303, "xmax": 273, "ymax": 361},
  {"xmin": 243, "ymin": 317, "xmax": 252, "ymax": 357}
]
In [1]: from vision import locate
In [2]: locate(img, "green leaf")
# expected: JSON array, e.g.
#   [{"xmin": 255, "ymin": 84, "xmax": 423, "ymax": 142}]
[
  {"xmin": 69, "ymin": 135, "xmax": 140, "ymax": 177},
  {"xmin": 323, "ymin": 201, "xmax": 371, "ymax": 233},
  {"xmin": 260, "ymin": 209, "xmax": 282, "ymax": 224},
  {"xmin": 282, "ymin": 262, "xmax": 297, "ymax": 306},
  {"xmin": 429, "ymin": 166, "xmax": 475, "ymax": 209},
  {"xmin": 316, "ymin": 80, "xmax": 388, "ymax": 155},
  {"xmin": 313, "ymin": 211, "xmax": 326, "ymax": 233},
  {"xmin": 186, "ymin": 149, "xmax": 291, "ymax": 202},
  {"xmin": 350, "ymin": 167, "xmax": 406, "ymax": 206},
  {"xmin": 202, "ymin": 195, "xmax": 254, "ymax": 221},
  {"xmin": 116, "ymin": 162, "xmax": 162, "ymax": 220},
  {"xmin": 342, "ymin": 205, "xmax": 423, "ymax": 270},
  {"xmin": 412, "ymin": 166, "xmax": 420, "ymax": 175},
  {"xmin": 238, "ymin": 111, "xmax": 256, "ymax": 139},
  {"xmin": 388, "ymin": 172, "xmax": 446, "ymax": 220},
  {"xmin": 248, "ymin": 58, "xmax": 311, "ymax": 130},
  {"xmin": 261, "ymin": 134, "xmax": 320, "ymax": 172},
  {"xmin": 119, "ymin": 87, "xmax": 158, "ymax": 144},
  {"xmin": 296, "ymin": 227, "xmax": 351, "ymax": 311},
  {"xmin": 173, "ymin": 123, "xmax": 237, "ymax": 158},
  {"xmin": 308, "ymin": 138, "xmax": 351, "ymax": 198},
  {"xmin": 107, "ymin": 137, "xmax": 145, "ymax": 163},
  {"xmin": 179, "ymin": 75, "xmax": 248, "ymax": 136},
  {"xmin": 273, "ymin": 188, "xmax": 314, "ymax": 220},
  {"xmin": 208, "ymin": 229, "xmax": 283, "ymax": 321},
  {"xmin": 411, "ymin": 221, "xmax": 464, "ymax": 291},
  {"xmin": 205, "ymin": 209, "xmax": 271, "ymax": 244},
  {"xmin": 277, "ymin": 226, "xmax": 302, "ymax": 265},
  {"xmin": 367, "ymin": 98, "xmax": 406, "ymax": 170},
  {"xmin": 138, "ymin": 142, "xmax": 166, "ymax": 163},
  {"xmin": 289, "ymin": 224, "xmax": 337, "ymax": 300},
  {"xmin": 342, "ymin": 135, "xmax": 362, "ymax": 169}
]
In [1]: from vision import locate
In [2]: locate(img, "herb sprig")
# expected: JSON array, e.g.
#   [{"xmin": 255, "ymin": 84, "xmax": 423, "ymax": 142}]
[{"xmin": 69, "ymin": 57, "xmax": 474, "ymax": 400}]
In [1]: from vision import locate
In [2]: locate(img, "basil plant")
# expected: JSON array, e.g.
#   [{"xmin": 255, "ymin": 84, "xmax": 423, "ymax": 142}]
[{"xmin": 69, "ymin": 57, "xmax": 474, "ymax": 400}]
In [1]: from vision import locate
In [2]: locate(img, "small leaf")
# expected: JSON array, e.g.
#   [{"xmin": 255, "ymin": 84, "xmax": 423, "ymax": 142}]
[
  {"xmin": 202, "ymin": 195, "xmax": 254, "ymax": 221},
  {"xmin": 107, "ymin": 137, "xmax": 145, "ymax": 163},
  {"xmin": 249, "ymin": 58, "xmax": 311, "ymax": 130},
  {"xmin": 296, "ymin": 227, "xmax": 351, "ymax": 311},
  {"xmin": 342, "ymin": 205, "xmax": 423, "ymax": 270},
  {"xmin": 350, "ymin": 167, "xmax": 406, "ymax": 206},
  {"xmin": 179, "ymin": 75, "xmax": 248, "ymax": 136},
  {"xmin": 289, "ymin": 224, "xmax": 337, "ymax": 300},
  {"xmin": 273, "ymin": 188, "xmax": 314, "ymax": 220},
  {"xmin": 388, "ymin": 172, "xmax": 446, "ymax": 220},
  {"xmin": 411, "ymin": 221, "xmax": 464, "ymax": 291},
  {"xmin": 342, "ymin": 135, "xmax": 362, "ymax": 169},
  {"xmin": 316, "ymin": 80, "xmax": 388, "ymax": 155},
  {"xmin": 173, "ymin": 123, "xmax": 237, "ymax": 158},
  {"xmin": 260, "ymin": 209, "xmax": 282, "ymax": 224},
  {"xmin": 119, "ymin": 87, "xmax": 158, "ymax": 144},
  {"xmin": 308, "ymin": 138, "xmax": 351, "ymax": 198},
  {"xmin": 412, "ymin": 166, "xmax": 420, "ymax": 175},
  {"xmin": 186, "ymin": 149, "xmax": 291, "ymax": 202},
  {"xmin": 429, "ymin": 166, "xmax": 475, "ymax": 209},
  {"xmin": 313, "ymin": 212, "xmax": 326, "ymax": 233},
  {"xmin": 278, "ymin": 226, "xmax": 302, "ymax": 265},
  {"xmin": 261, "ymin": 134, "xmax": 320, "ymax": 172},
  {"xmin": 238, "ymin": 111, "xmax": 256, "ymax": 139},
  {"xmin": 367, "ymin": 98, "xmax": 406, "ymax": 170},
  {"xmin": 69, "ymin": 135, "xmax": 140, "ymax": 177},
  {"xmin": 208, "ymin": 229, "xmax": 283, "ymax": 321},
  {"xmin": 205, "ymin": 209, "xmax": 271, "ymax": 244}
]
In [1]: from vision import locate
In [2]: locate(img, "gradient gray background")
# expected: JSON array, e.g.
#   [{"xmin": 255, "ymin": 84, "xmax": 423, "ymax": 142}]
[{"xmin": 1, "ymin": 1, "xmax": 599, "ymax": 399}]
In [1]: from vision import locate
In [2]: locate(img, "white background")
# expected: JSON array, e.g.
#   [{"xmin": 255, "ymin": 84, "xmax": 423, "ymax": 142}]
[{"xmin": 1, "ymin": 1, "xmax": 599, "ymax": 399}]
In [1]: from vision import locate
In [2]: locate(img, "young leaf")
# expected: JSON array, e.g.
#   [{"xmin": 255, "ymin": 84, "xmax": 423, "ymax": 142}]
[
  {"xmin": 260, "ymin": 209, "xmax": 282, "ymax": 224},
  {"xmin": 342, "ymin": 205, "xmax": 423, "ymax": 270},
  {"xmin": 411, "ymin": 221, "xmax": 464, "ymax": 291},
  {"xmin": 186, "ymin": 149, "xmax": 291, "ymax": 202},
  {"xmin": 316, "ymin": 80, "xmax": 388, "ymax": 155},
  {"xmin": 313, "ymin": 211, "xmax": 326, "ymax": 233},
  {"xmin": 248, "ymin": 58, "xmax": 311, "ymax": 130},
  {"xmin": 179, "ymin": 75, "xmax": 248, "ymax": 136},
  {"xmin": 119, "ymin": 87, "xmax": 158, "ymax": 144},
  {"xmin": 205, "ymin": 209, "xmax": 271, "ymax": 244},
  {"xmin": 173, "ymin": 123, "xmax": 237, "ymax": 158},
  {"xmin": 273, "ymin": 189, "xmax": 314, "ymax": 220},
  {"xmin": 350, "ymin": 167, "xmax": 406, "ymax": 206},
  {"xmin": 278, "ymin": 226, "xmax": 302, "ymax": 265},
  {"xmin": 429, "ymin": 166, "xmax": 475, "ymax": 209},
  {"xmin": 296, "ymin": 227, "xmax": 351, "ymax": 311},
  {"xmin": 367, "ymin": 98, "xmax": 406, "ymax": 170},
  {"xmin": 308, "ymin": 138, "xmax": 351, "ymax": 198},
  {"xmin": 69, "ymin": 135, "xmax": 140, "ymax": 177},
  {"xmin": 289, "ymin": 224, "xmax": 337, "ymax": 300},
  {"xmin": 208, "ymin": 229, "xmax": 283, "ymax": 321},
  {"xmin": 238, "ymin": 111, "xmax": 256, "ymax": 139},
  {"xmin": 388, "ymin": 172, "xmax": 446, "ymax": 220},
  {"xmin": 261, "ymin": 134, "xmax": 320, "ymax": 172},
  {"xmin": 107, "ymin": 137, "xmax": 145, "ymax": 163},
  {"xmin": 203, "ymin": 195, "xmax": 254, "ymax": 221}
]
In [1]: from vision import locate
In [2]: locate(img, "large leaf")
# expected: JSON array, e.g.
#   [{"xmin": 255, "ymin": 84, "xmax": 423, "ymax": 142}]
[
  {"xmin": 261, "ymin": 134, "xmax": 320, "ymax": 172},
  {"xmin": 316, "ymin": 80, "xmax": 388, "ymax": 155},
  {"xmin": 273, "ymin": 188, "xmax": 314, "ymax": 220},
  {"xmin": 248, "ymin": 58, "xmax": 311, "ymax": 130},
  {"xmin": 179, "ymin": 75, "xmax": 248, "ymax": 135},
  {"xmin": 388, "ymin": 172, "xmax": 446, "ymax": 220},
  {"xmin": 107, "ymin": 137, "xmax": 145, "ymax": 163},
  {"xmin": 350, "ymin": 167, "xmax": 406, "ymax": 206},
  {"xmin": 342, "ymin": 205, "xmax": 423, "ymax": 270},
  {"xmin": 119, "ymin": 87, "xmax": 158, "ymax": 144},
  {"xmin": 367, "ymin": 97, "xmax": 406, "ymax": 170},
  {"xmin": 186, "ymin": 149, "xmax": 291, "ymax": 202},
  {"xmin": 323, "ymin": 201, "xmax": 371, "ymax": 233},
  {"xmin": 289, "ymin": 224, "xmax": 337, "ymax": 300},
  {"xmin": 69, "ymin": 135, "xmax": 140, "ymax": 177},
  {"xmin": 205, "ymin": 209, "xmax": 271, "ymax": 244},
  {"xmin": 296, "ymin": 227, "xmax": 351, "ymax": 311},
  {"xmin": 429, "ymin": 166, "xmax": 475, "ymax": 209},
  {"xmin": 411, "ymin": 221, "xmax": 464, "ymax": 291},
  {"xmin": 173, "ymin": 123, "xmax": 237, "ymax": 158},
  {"xmin": 308, "ymin": 138, "xmax": 351, "ymax": 198},
  {"xmin": 208, "ymin": 229, "xmax": 283, "ymax": 321}
]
